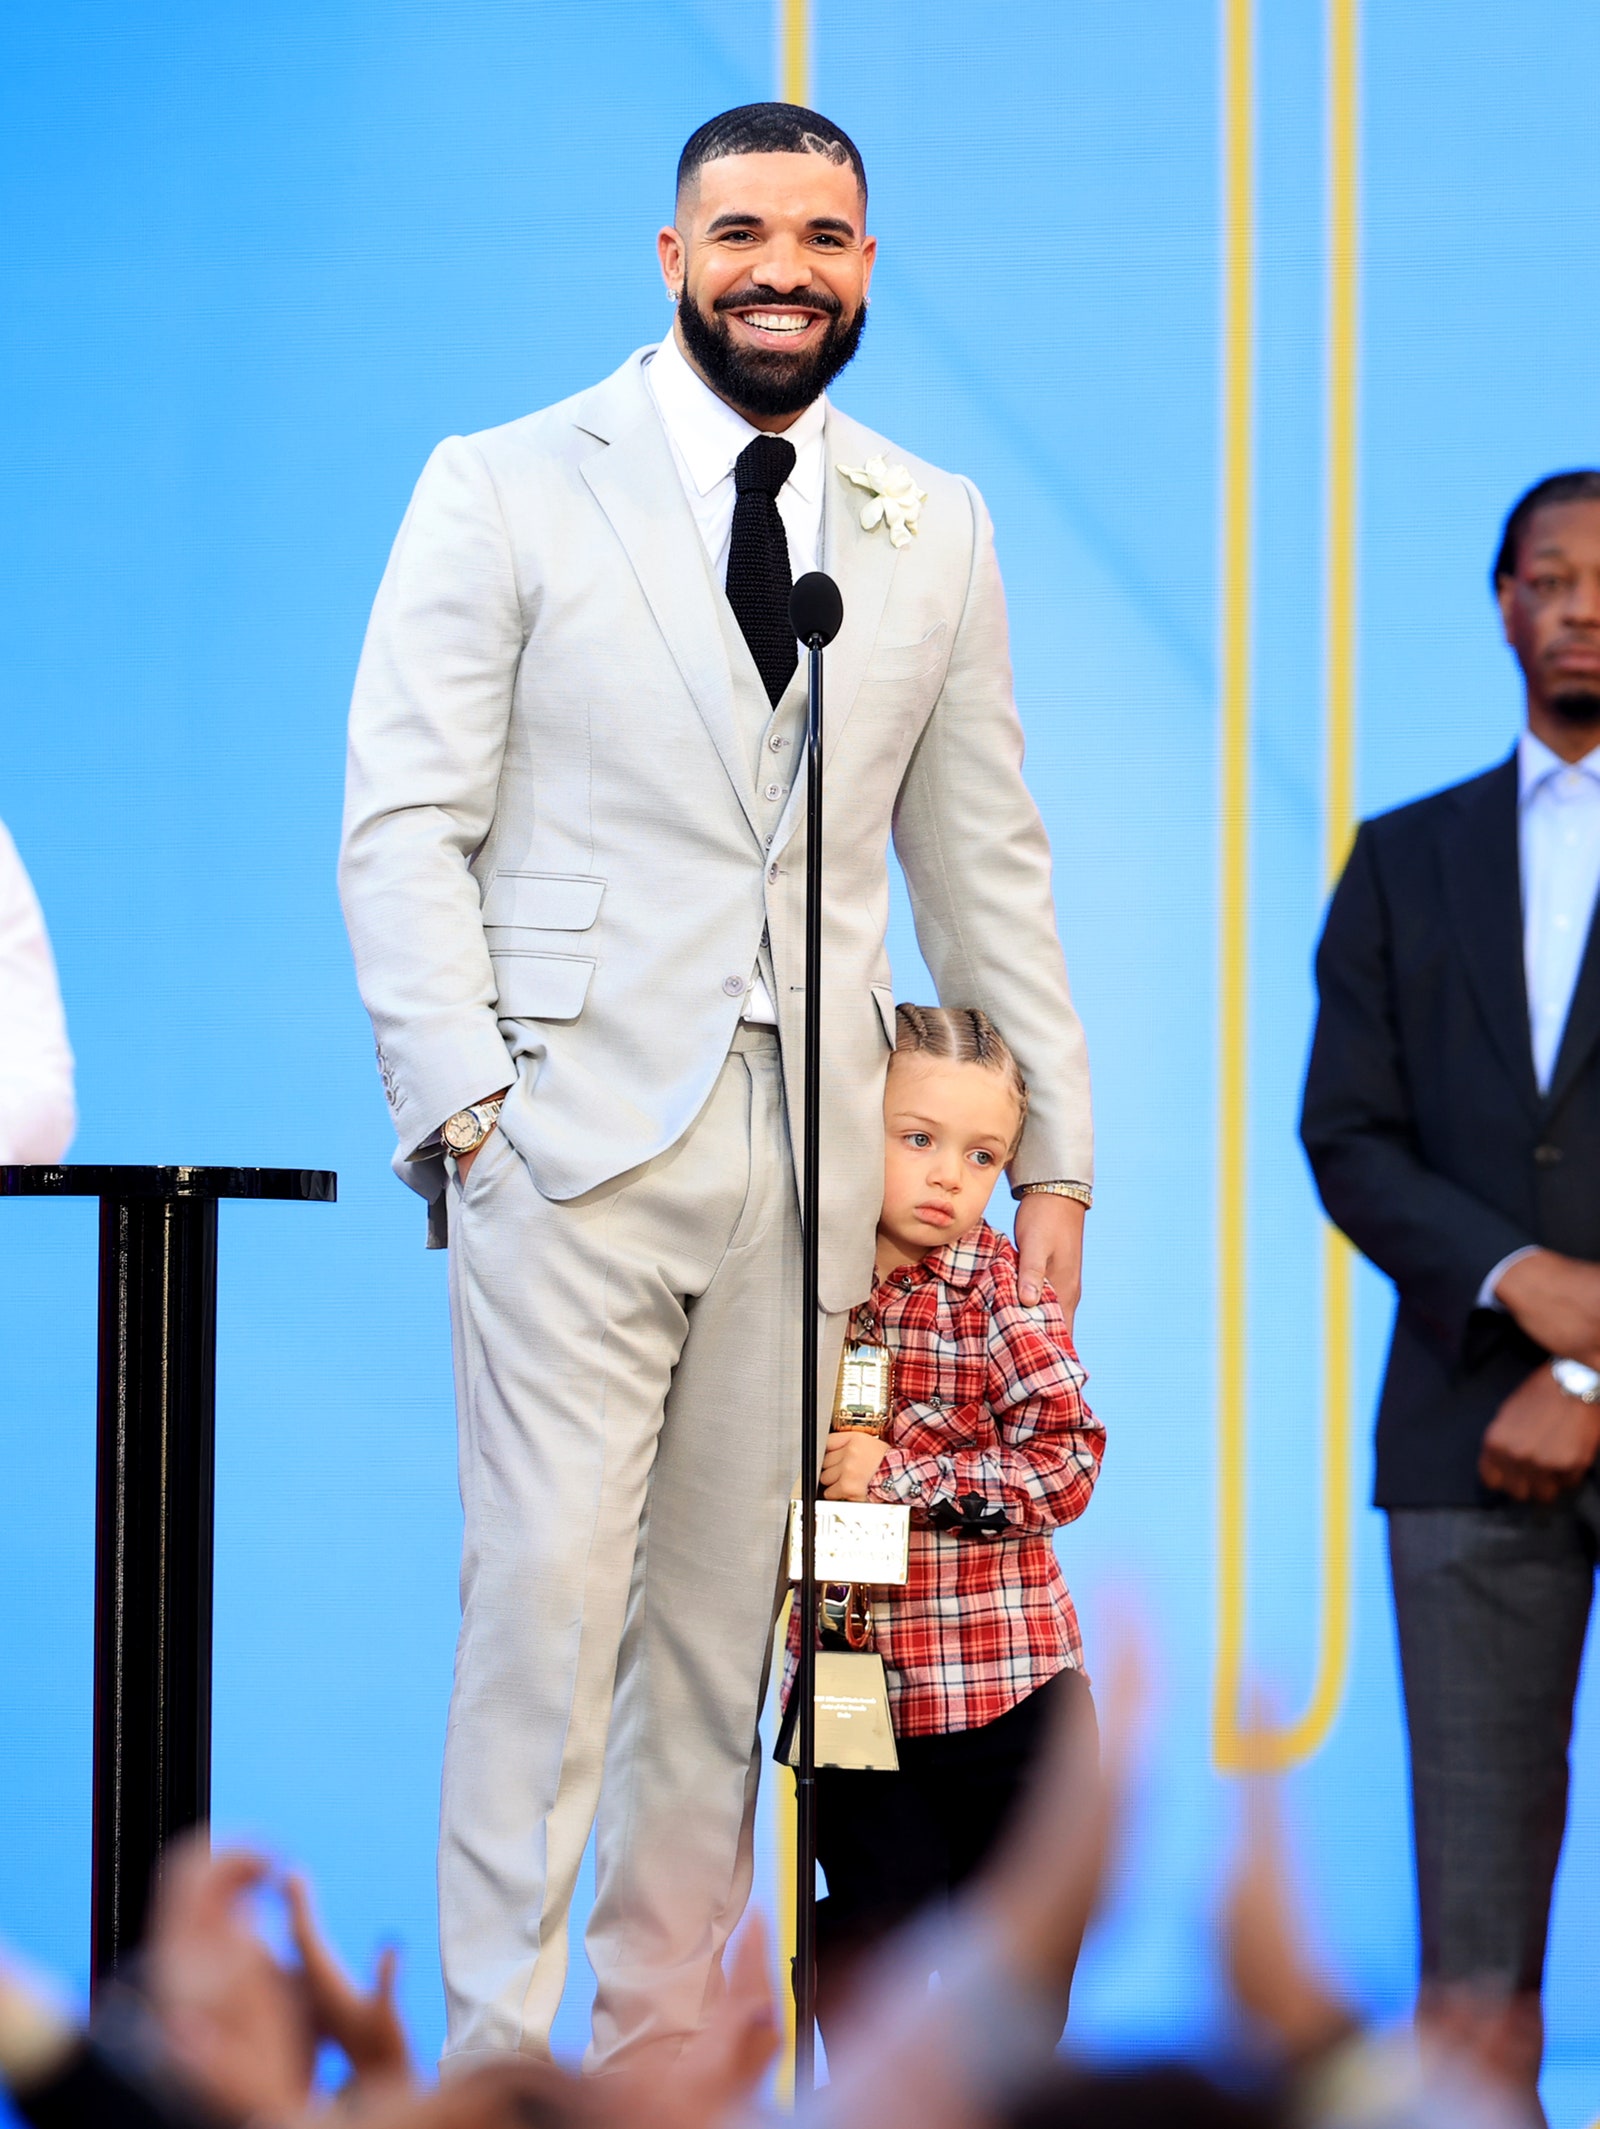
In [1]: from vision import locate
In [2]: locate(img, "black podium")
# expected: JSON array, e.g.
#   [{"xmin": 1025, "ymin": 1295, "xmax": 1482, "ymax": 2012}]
[{"xmin": 0, "ymin": 1164, "xmax": 336, "ymax": 1975}]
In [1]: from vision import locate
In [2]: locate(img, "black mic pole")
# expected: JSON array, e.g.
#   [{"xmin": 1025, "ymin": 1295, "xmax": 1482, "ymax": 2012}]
[{"xmin": 787, "ymin": 569, "xmax": 843, "ymax": 2100}]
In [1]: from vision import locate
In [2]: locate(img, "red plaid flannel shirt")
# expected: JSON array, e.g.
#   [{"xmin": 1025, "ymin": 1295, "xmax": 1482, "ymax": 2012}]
[{"xmin": 786, "ymin": 1220, "xmax": 1103, "ymax": 1737}]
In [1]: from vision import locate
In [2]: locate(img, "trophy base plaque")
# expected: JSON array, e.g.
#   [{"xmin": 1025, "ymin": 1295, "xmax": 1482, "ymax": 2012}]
[{"xmin": 779, "ymin": 1650, "xmax": 899, "ymax": 1772}]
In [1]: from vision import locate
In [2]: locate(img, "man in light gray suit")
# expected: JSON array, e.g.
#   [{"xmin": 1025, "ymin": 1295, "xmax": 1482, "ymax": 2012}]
[{"xmin": 340, "ymin": 103, "xmax": 1093, "ymax": 2072}]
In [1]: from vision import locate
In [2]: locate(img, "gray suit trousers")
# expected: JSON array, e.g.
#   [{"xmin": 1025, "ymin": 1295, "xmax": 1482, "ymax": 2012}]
[
  {"xmin": 1388, "ymin": 1484, "xmax": 1600, "ymax": 1999},
  {"xmin": 441, "ymin": 1026, "xmax": 837, "ymax": 2069}
]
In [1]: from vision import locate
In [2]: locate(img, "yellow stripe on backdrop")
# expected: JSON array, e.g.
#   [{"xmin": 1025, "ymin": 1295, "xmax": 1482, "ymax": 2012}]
[
  {"xmin": 774, "ymin": 1598, "xmax": 797, "ymax": 2099},
  {"xmin": 780, "ymin": 0, "xmax": 810, "ymax": 107},
  {"xmin": 1212, "ymin": 0, "xmax": 1362, "ymax": 1774}
]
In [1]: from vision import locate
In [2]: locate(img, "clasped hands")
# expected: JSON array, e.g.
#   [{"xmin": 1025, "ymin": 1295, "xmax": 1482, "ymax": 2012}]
[{"xmin": 1479, "ymin": 1249, "xmax": 1600, "ymax": 1502}]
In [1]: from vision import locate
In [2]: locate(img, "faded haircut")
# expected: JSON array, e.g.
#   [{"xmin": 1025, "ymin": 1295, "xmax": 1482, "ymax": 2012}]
[{"xmin": 676, "ymin": 102, "xmax": 867, "ymax": 203}]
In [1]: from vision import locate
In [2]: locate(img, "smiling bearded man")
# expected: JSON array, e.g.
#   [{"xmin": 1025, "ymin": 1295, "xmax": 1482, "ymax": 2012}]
[{"xmin": 339, "ymin": 103, "xmax": 1092, "ymax": 2072}]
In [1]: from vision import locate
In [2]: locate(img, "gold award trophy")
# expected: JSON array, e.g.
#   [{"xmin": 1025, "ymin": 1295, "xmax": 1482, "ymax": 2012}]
[{"xmin": 783, "ymin": 1338, "xmax": 908, "ymax": 1771}]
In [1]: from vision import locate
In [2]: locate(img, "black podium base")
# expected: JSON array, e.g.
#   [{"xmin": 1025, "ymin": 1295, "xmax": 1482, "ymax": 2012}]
[{"xmin": 2, "ymin": 1165, "xmax": 335, "ymax": 1974}]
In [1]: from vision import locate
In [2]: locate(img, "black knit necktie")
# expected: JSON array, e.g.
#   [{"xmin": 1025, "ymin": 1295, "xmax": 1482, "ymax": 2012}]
[{"xmin": 726, "ymin": 433, "xmax": 798, "ymax": 706}]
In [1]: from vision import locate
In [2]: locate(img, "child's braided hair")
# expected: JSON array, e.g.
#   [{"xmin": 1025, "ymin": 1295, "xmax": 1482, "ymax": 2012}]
[{"xmin": 891, "ymin": 1003, "xmax": 1029, "ymax": 1154}]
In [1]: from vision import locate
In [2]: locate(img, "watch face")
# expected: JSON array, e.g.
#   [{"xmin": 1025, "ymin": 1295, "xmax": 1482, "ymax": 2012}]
[
  {"xmin": 1553, "ymin": 1358, "xmax": 1600, "ymax": 1403},
  {"xmin": 442, "ymin": 1112, "xmax": 479, "ymax": 1155}
]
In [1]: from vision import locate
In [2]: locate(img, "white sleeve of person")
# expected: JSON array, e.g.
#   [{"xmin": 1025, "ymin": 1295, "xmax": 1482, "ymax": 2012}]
[{"xmin": 0, "ymin": 822, "xmax": 76, "ymax": 1164}]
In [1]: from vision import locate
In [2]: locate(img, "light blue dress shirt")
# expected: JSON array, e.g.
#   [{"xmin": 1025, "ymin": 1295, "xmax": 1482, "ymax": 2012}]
[
  {"xmin": 1518, "ymin": 729, "xmax": 1600, "ymax": 1090},
  {"xmin": 1478, "ymin": 731, "xmax": 1600, "ymax": 1307}
]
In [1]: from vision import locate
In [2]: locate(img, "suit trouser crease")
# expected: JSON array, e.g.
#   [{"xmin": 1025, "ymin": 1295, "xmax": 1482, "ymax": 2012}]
[
  {"xmin": 441, "ymin": 1029, "xmax": 844, "ymax": 2068},
  {"xmin": 1388, "ymin": 1488, "xmax": 1600, "ymax": 1997}
]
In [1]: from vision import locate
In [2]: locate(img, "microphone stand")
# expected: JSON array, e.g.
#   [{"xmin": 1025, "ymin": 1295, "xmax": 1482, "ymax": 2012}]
[{"xmin": 788, "ymin": 571, "xmax": 842, "ymax": 2098}]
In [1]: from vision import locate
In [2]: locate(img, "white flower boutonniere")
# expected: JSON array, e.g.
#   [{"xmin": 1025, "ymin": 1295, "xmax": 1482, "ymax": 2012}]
[{"xmin": 837, "ymin": 456, "xmax": 927, "ymax": 549}]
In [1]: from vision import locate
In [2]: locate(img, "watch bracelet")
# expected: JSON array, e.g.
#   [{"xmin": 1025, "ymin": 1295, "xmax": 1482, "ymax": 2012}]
[
  {"xmin": 1552, "ymin": 1357, "xmax": 1600, "ymax": 1404},
  {"xmin": 445, "ymin": 1095, "xmax": 504, "ymax": 1154},
  {"xmin": 1011, "ymin": 1179, "xmax": 1093, "ymax": 1208}
]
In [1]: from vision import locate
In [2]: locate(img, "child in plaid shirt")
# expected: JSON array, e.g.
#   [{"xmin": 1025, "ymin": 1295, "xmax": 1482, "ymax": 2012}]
[{"xmin": 789, "ymin": 1003, "xmax": 1105, "ymax": 2035}]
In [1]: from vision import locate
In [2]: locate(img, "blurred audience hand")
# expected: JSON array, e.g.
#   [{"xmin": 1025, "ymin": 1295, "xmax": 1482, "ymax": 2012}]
[
  {"xmin": 976, "ymin": 1624, "xmax": 1144, "ymax": 1995},
  {"xmin": 661, "ymin": 1913, "xmax": 780, "ymax": 2126},
  {"xmin": 285, "ymin": 1874, "xmax": 413, "ymax": 2101},
  {"xmin": 1417, "ymin": 1983, "xmax": 1546, "ymax": 2119},
  {"xmin": 356, "ymin": 2062, "xmax": 595, "ymax": 2129},
  {"xmin": 145, "ymin": 1839, "xmax": 312, "ymax": 2125},
  {"xmin": 1223, "ymin": 1777, "xmax": 1356, "ymax": 2065},
  {"xmin": 810, "ymin": 1636, "xmax": 1144, "ymax": 2129},
  {"xmin": 605, "ymin": 1915, "xmax": 777, "ymax": 2129},
  {"xmin": 0, "ymin": 1949, "xmax": 78, "ymax": 2096}
]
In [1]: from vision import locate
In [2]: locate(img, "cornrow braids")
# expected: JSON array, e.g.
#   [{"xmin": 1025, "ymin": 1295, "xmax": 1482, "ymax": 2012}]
[{"xmin": 892, "ymin": 1003, "xmax": 1030, "ymax": 1152}]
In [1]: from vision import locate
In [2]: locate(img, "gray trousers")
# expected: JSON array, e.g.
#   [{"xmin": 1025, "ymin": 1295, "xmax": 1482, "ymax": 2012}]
[
  {"xmin": 440, "ymin": 1026, "xmax": 843, "ymax": 2071},
  {"xmin": 1388, "ymin": 1482, "xmax": 1600, "ymax": 1999}
]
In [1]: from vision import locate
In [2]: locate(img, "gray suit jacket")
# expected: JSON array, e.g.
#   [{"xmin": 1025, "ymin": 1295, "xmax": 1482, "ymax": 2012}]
[{"xmin": 340, "ymin": 349, "xmax": 1091, "ymax": 1310}]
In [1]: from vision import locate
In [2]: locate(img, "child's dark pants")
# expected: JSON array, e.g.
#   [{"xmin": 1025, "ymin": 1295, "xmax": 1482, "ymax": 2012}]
[{"xmin": 812, "ymin": 1665, "xmax": 1095, "ymax": 2044}]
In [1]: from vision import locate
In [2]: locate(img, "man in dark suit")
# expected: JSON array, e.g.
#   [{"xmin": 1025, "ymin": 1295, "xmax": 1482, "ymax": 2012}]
[{"xmin": 1302, "ymin": 470, "xmax": 1600, "ymax": 2098}]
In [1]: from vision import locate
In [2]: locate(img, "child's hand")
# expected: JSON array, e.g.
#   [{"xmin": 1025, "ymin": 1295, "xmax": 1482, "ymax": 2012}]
[{"xmin": 821, "ymin": 1429, "xmax": 890, "ymax": 1500}]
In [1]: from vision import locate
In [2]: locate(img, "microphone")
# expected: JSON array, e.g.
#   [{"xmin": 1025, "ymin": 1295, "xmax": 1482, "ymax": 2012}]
[{"xmin": 789, "ymin": 571, "xmax": 843, "ymax": 648}]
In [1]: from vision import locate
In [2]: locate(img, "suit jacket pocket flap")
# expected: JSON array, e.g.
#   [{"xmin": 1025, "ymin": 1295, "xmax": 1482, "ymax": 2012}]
[
  {"xmin": 482, "ymin": 871, "xmax": 606, "ymax": 929},
  {"xmin": 490, "ymin": 951, "xmax": 595, "ymax": 1021}
]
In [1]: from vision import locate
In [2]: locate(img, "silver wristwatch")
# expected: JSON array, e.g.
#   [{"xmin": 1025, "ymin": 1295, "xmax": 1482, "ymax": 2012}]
[
  {"xmin": 441, "ymin": 1096, "xmax": 505, "ymax": 1157},
  {"xmin": 1551, "ymin": 1357, "xmax": 1600, "ymax": 1405}
]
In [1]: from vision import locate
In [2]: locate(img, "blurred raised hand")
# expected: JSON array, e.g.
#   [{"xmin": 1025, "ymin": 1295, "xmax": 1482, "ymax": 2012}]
[
  {"xmin": 975, "ymin": 1623, "xmax": 1143, "ymax": 1997},
  {"xmin": 812, "ymin": 1628, "xmax": 1145, "ymax": 2129},
  {"xmin": 1222, "ymin": 1776, "xmax": 1356, "ymax": 2065},
  {"xmin": 660, "ymin": 1913, "xmax": 781, "ymax": 2127},
  {"xmin": 285, "ymin": 1873, "xmax": 413, "ymax": 2100},
  {"xmin": 145, "ymin": 1839, "xmax": 312, "ymax": 2124},
  {"xmin": 603, "ymin": 1914, "xmax": 778, "ymax": 2129}
]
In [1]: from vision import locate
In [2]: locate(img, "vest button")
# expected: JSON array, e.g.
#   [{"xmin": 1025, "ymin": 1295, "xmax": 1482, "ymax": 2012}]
[
  {"xmin": 723, "ymin": 975, "xmax": 746, "ymax": 997},
  {"xmin": 1534, "ymin": 1143, "xmax": 1564, "ymax": 1166}
]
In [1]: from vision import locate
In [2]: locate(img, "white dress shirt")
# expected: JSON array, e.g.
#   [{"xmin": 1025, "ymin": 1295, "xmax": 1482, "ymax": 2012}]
[
  {"xmin": 643, "ymin": 327, "xmax": 826, "ymax": 580},
  {"xmin": 1479, "ymin": 730, "xmax": 1600, "ymax": 1307},
  {"xmin": 644, "ymin": 329, "xmax": 827, "ymax": 1022},
  {"xmin": 0, "ymin": 819, "xmax": 75, "ymax": 1162}
]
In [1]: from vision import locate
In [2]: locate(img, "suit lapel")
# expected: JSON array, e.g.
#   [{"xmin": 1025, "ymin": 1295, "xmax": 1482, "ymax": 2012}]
[
  {"xmin": 1544, "ymin": 880, "xmax": 1600, "ymax": 1112},
  {"xmin": 577, "ymin": 361, "xmax": 763, "ymax": 841},
  {"xmin": 1441, "ymin": 755, "xmax": 1538, "ymax": 1116},
  {"xmin": 818, "ymin": 408, "xmax": 901, "ymax": 766}
]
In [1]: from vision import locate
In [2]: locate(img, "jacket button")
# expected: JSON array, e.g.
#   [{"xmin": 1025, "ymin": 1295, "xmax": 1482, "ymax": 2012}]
[
  {"xmin": 768, "ymin": 863, "xmax": 780, "ymax": 882},
  {"xmin": 723, "ymin": 975, "xmax": 746, "ymax": 997},
  {"xmin": 1534, "ymin": 1143, "xmax": 1564, "ymax": 1166}
]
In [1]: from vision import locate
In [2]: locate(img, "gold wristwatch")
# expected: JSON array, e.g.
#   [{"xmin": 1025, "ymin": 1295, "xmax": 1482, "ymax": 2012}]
[{"xmin": 1012, "ymin": 1179, "xmax": 1093, "ymax": 1207}]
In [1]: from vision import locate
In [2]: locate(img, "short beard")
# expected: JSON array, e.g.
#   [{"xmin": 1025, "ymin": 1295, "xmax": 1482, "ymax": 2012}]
[
  {"xmin": 1546, "ymin": 688, "xmax": 1600, "ymax": 727},
  {"xmin": 676, "ymin": 279, "xmax": 866, "ymax": 419}
]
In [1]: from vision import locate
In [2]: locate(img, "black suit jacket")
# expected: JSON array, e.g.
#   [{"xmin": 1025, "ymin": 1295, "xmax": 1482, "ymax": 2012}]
[{"xmin": 1301, "ymin": 753, "xmax": 1600, "ymax": 1506}]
